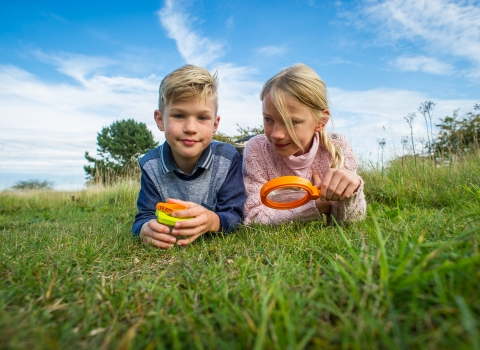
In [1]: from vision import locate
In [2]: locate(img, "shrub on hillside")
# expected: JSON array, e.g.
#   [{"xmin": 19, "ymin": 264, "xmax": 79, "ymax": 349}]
[{"xmin": 11, "ymin": 179, "xmax": 54, "ymax": 191}]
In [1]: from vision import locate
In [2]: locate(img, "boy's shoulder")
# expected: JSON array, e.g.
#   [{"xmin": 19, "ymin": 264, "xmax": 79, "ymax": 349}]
[
  {"xmin": 139, "ymin": 145, "xmax": 162, "ymax": 167},
  {"xmin": 210, "ymin": 140, "xmax": 240, "ymax": 159}
]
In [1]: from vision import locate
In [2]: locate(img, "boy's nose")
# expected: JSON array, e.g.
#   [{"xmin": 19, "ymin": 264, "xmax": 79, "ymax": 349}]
[{"xmin": 183, "ymin": 118, "xmax": 197, "ymax": 133}]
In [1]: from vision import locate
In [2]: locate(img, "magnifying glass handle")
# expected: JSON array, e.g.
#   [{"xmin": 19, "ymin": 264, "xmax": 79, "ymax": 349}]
[{"xmin": 310, "ymin": 186, "xmax": 320, "ymax": 200}]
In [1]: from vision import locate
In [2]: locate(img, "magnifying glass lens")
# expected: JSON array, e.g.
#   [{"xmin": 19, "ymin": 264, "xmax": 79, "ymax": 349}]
[{"xmin": 266, "ymin": 187, "xmax": 308, "ymax": 204}]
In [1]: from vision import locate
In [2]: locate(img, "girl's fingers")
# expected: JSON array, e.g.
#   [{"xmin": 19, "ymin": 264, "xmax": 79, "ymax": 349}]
[
  {"xmin": 339, "ymin": 182, "xmax": 359, "ymax": 201},
  {"xmin": 331, "ymin": 177, "xmax": 350, "ymax": 201},
  {"xmin": 320, "ymin": 169, "xmax": 334, "ymax": 200},
  {"xmin": 312, "ymin": 170, "xmax": 321, "ymax": 186},
  {"xmin": 325, "ymin": 175, "xmax": 342, "ymax": 200}
]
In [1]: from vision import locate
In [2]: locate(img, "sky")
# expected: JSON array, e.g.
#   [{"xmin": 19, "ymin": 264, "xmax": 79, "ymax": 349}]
[{"xmin": 0, "ymin": 0, "xmax": 479, "ymax": 190}]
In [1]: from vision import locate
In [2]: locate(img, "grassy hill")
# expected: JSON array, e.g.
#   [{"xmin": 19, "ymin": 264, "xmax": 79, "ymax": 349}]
[{"xmin": 1, "ymin": 153, "xmax": 479, "ymax": 349}]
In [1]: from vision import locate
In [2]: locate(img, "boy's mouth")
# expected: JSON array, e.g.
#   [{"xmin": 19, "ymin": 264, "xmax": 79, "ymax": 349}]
[{"xmin": 181, "ymin": 139, "xmax": 199, "ymax": 146}]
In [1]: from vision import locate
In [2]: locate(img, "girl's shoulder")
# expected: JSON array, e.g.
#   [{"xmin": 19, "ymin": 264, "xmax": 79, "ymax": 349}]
[
  {"xmin": 327, "ymin": 132, "xmax": 351, "ymax": 147},
  {"xmin": 244, "ymin": 134, "xmax": 269, "ymax": 152},
  {"xmin": 244, "ymin": 134, "xmax": 277, "ymax": 162}
]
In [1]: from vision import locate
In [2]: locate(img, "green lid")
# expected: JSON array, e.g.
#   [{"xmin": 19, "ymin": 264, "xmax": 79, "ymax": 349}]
[{"xmin": 156, "ymin": 210, "xmax": 193, "ymax": 226}]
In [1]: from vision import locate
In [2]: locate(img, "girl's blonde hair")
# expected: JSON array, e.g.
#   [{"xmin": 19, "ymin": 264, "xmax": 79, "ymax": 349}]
[{"xmin": 260, "ymin": 63, "xmax": 344, "ymax": 168}]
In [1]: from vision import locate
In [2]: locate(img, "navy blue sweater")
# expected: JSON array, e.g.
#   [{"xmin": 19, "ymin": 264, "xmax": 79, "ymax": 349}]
[{"xmin": 132, "ymin": 141, "xmax": 246, "ymax": 235}]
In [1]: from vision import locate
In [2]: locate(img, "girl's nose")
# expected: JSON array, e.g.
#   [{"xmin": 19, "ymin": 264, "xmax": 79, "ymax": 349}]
[{"xmin": 270, "ymin": 123, "xmax": 285, "ymax": 141}]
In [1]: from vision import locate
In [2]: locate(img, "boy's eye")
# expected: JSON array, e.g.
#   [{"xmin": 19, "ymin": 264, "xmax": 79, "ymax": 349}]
[
  {"xmin": 173, "ymin": 114, "xmax": 185, "ymax": 119},
  {"xmin": 198, "ymin": 115, "xmax": 209, "ymax": 121}
]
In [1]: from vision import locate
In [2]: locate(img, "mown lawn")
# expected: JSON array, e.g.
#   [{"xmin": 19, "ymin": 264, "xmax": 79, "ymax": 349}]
[{"xmin": 1, "ymin": 155, "xmax": 479, "ymax": 349}]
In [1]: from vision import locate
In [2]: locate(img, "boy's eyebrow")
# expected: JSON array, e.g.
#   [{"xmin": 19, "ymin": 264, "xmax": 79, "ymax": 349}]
[{"xmin": 169, "ymin": 107, "xmax": 213, "ymax": 114}]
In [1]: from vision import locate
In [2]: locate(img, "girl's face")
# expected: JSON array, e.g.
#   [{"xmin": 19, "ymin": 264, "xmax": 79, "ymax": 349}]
[{"xmin": 262, "ymin": 92, "xmax": 328, "ymax": 158}]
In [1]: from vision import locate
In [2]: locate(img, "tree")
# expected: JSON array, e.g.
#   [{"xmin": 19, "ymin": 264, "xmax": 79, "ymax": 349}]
[
  {"xmin": 433, "ymin": 104, "xmax": 480, "ymax": 156},
  {"xmin": 212, "ymin": 124, "xmax": 264, "ymax": 145},
  {"xmin": 11, "ymin": 179, "xmax": 54, "ymax": 191},
  {"xmin": 85, "ymin": 119, "xmax": 158, "ymax": 184},
  {"xmin": 418, "ymin": 101, "xmax": 436, "ymax": 154}
]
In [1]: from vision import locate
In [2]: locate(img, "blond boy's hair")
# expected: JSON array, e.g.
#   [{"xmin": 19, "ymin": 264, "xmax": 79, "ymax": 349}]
[
  {"xmin": 158, "ymin": 65, "xmax": 219, "ymax": 113},
  {"xmin": 260, "ymin": 63, "xmax": 344, "ymax": 169}
]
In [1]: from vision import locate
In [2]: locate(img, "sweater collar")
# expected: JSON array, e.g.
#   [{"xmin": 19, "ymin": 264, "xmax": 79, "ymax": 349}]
[
  {"xmin": 282, "ymin": 132, "xmax": 319, "ymax": 178},
  {"xmin": 160, "ymin": 141, "xmax": 213, "ymax": 175}
]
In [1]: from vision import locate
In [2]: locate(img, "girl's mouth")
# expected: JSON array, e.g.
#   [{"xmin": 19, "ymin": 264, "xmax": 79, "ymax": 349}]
[{"xmin": 273, "ymin": 143, "xmax": 289, "ymax": 149}]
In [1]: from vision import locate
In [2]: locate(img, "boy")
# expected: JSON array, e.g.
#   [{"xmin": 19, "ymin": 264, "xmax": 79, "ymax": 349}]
[{"xmin": 132, "ymin": 65, "xmax": 246, "ymax": 249}]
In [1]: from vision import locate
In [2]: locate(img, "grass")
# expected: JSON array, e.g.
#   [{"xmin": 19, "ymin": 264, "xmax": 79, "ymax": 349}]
[{"xmin": 1, "ymin": 153, "xmax": 479, "ymax": 349}]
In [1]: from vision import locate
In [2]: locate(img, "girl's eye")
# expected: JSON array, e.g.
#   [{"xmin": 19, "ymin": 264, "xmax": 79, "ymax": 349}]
[
  {"xmin": 292, "ymin": 119, "xmax": 301, "ymax": 125},
  {"xmin": 264, "ymin": 117, "xmax": 274, "ymax": 123}
]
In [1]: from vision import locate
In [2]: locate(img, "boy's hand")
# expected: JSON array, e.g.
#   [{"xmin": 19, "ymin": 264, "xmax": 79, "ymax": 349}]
[
  {"xmin": 167, "ymin": 198, "xmax": 220, "ymax": 246},
  {"xmin": 140, "ymin": 219, "xmax": 177, "ymax": 249},
  {"xmin": 313, "ymin": 169, "xmax": 360, "ymax": 202}
]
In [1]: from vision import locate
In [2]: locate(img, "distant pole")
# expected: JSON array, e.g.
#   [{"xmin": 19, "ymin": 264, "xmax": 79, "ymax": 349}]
[
  {"xmin": 404, "ymin": 112, "xmax": 418, "ymax": 179},
  {"xmin": 377, "ymin": 138, "xmax": 386, "ymax": 172}
]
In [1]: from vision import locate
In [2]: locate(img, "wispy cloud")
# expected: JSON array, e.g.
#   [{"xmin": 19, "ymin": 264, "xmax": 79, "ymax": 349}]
[
  {"xmin": 353, "ymin": 0, "xmax": 480, "ymax": 78},
  {"xmin": 225, "ymin": 16, "xmax": 234, "ymax": 29},
  {"xmin": 318, "ymin": 57, "xmax": 361, "ymax": 66},
  {"xmin": 389, "ymin": 55, "xmax": 455, "ymax": 75},
  {"xmin": 157, "ymin": 0, "xmax": 263, "ymax": 134},
  {"xmin": 40, "ymin": 11, "xmax": 68, "ymax": 23},
  {"xmin": 328, "ymin": 86, "xmax": 477, "ymax": 162},
  {"xmin": 257, "ymin": 45, "xmax": 288, "ymax": 57},
  {"xmin": 0, "ymin": 62, "xmax": 160, "ymax": 188},
  {"xmin": 158, "ymin": 0, "xmax": 224, "ymax": 67}
]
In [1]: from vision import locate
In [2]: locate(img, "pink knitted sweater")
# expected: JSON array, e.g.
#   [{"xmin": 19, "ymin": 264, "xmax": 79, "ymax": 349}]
[{"xmin": 243, "ymin": 133, "xmax": 367, "ymax": 225}]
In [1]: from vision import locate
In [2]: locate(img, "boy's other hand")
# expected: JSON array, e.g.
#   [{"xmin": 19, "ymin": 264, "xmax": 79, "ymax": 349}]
[
  {"xmin": 139, "ymin": 219, "xmax": 177, "ymax": 249},
  {"xmin": 167, "ymin": 198, "xmax": 221, "ymax": 246}
]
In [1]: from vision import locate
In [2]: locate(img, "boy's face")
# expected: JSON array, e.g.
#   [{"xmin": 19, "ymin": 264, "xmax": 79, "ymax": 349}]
[{"xmin": 154, "ymin": 97, "xmax": 220, "ymax": 174}]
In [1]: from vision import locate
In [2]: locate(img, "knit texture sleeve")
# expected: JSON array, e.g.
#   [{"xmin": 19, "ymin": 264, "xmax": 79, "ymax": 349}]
[{"xmin": 243, "ymin": 136, "xmax": 321, "ymax": 226}]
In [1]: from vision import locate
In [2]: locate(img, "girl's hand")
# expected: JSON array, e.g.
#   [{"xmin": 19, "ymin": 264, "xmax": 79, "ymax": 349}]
[{"xmin": 313, "ymin": 169, "xmax": 361, "ymax": 202}]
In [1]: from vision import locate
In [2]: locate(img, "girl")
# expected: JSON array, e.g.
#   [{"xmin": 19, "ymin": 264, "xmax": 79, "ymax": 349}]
[{"xmin": 243, "ymin": 64, "xmax": 366, "ymax": 225}]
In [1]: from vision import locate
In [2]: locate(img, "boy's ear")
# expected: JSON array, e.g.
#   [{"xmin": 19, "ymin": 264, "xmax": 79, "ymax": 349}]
[
  {"xmin": 213, "ymin": 115, "xmax": 220, "ymax": 134},
  {"xmin": 154, "ymin": 110, "xmax": 165, "ymax": 131},
  {"xmin": 314, "ymin": 109, "xmax": 330, "ymax": 132}
]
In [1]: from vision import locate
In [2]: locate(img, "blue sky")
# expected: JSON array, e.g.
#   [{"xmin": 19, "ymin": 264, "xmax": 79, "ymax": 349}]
[{"xmin": 0, "ymin": 0, "xmax": 479, "ymax": 189}]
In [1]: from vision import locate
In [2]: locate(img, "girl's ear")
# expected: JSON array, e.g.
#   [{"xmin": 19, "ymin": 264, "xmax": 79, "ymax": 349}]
[
  {"xmin": 314, "ymin": 109, "xmax": 330, "ymax": 132},
  {"xmin": 154, "ymin": 110, "xmax": 165, "ymax": 131}
]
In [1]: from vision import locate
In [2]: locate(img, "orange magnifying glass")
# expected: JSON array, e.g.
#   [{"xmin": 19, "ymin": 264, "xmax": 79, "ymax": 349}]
[{"xmin": 260, "ymin": 176, "xmax": 320, "ymax": 209}]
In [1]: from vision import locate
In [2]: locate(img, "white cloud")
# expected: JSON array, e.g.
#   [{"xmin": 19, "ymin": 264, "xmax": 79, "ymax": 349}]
[
  {"xmin": 327, "ymin": 86, "xmax": 477, "ymax": 163},
  {"xmin": 356, "ymin": 0, "xmax": 480, "ymax": 78},
  {"xmin": 257, "ymin": 45, "xmax": 288, "ymax": 56},
  {"xmin": 0, "ymin": 63, "xmax": 161, "ymax": 189},
  {"xmin": 390, "ymin": 55, "xmax": 455, "ymax": 75},
  {"xmin": 226, "ymin": 16, "xmax": 234, "ymax": 29},
  {"xmin": 156, "ymin": 0, "xmax": 264, "ymax": 134},
  {"xmin": 158, "ymin": 0, "xmax": 224, "ymax": 67}
]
